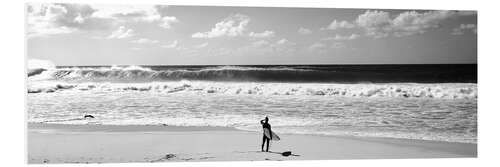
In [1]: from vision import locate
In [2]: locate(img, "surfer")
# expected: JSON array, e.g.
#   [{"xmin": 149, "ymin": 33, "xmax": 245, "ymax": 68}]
[{"xmin": 260, "ymin": 116, "xmax": 272, "ymax": 152}]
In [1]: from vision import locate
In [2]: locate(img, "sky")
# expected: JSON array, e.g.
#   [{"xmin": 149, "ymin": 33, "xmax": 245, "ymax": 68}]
[{"xmin": 26, "ymin": 3, "xmax": 477, "ymax": 66}]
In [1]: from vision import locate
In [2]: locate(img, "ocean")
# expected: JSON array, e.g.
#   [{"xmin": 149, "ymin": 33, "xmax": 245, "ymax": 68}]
[{"xmin": 27, "ymin": 64, "xmax": 477, "ymax": 143}]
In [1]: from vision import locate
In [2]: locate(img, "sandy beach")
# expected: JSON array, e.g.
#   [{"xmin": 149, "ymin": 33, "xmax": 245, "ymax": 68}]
[{"xmin": 27, "ymin": 123, "xmax": 476, "ymax": 164}]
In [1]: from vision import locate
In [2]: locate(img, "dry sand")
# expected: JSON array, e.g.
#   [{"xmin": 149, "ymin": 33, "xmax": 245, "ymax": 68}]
[{"xmin": 27, "ymin": 123, "xmax": 476, "ymax": 164}]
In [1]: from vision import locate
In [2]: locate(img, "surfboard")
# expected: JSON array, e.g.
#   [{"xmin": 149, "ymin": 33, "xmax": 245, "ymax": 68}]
[{"xmin": 264, "ymin": 128, "xmax": 280, "ymax": 141}]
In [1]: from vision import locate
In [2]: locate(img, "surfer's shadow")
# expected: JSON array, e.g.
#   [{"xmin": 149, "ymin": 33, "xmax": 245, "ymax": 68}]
[
  {"xmin": 268, "ymin": 151, "xmax": 300, "ymax": 157},
  {"xmin": 234, "ymin": 150, "xmax": 301, "ymax": 157}
]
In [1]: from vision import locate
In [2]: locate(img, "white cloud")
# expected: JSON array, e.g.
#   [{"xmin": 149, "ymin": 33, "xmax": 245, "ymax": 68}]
[
  {"xmin": 324, "ymin": 20, "xmax": 355, "ymax": 30},
  {"xmin": 298, "ymin": 27, "xmax": 312, "ymax": 35},
  {"xmin": 323, "ymin": 10, "xmax": 465, "ymax": 37},
  {"xmin": 250, "ymin": 38, "xmax": 294, "ymax": 51},
  {"xmin": 27, "ymin": 3, "xmax": 179, "ymax": 38},
  {"xmin": 323, "ymin": 34, "xmax": 360, "ymax": 41},
  {"xmin": 451, "ymin": 24, "xmax": 477, "ymax": 35},
  {"xmin": 308, "ymin": 41, "xmax": 344, "ymax": 51},
  {"xmin": 194, "ymin": 42, "xmax": 209, "ymax": 49},
  {"xmin": 159, "ymin": 16, "xmax": 179, "ymax": 29},
  {"xmin": 115, "ymin": 10, "xmax": 160, "ymax": 22},
  {"xmin": 92, "ymin": 4, "xmax": 179, "ymax": 29},
  {"xmin": 26, "ymin": 3, "xmax": 100, "ymax": 37},
  {"xmin": 251, "ymin": 40, "xmax": 271, "ymax": 48},
  {"xmin": 354, "ymin": 10, "xmax": 470, "ymax": 38},
  {"xmin": 321, "ymin": 10, "xmax": 476, "ymax": 38},
  {"xmin": 273, "ymin": 39, "xmax": 296, "ymax": 53},
  {"xmin": 356, "ymin": 11, "xmax": 392, "ymax": 28},
  {"xmin": 73, "ymin": 14, "xmax": 85, "ymax": 24},
  {"xmin": 309, "ymin": 42, "xmax": 327, "ymax": 50},
  {"xmin": 107, "ymin": 26, "xmax": 134, "ymax": 39},
  {"xmin": 192, "ymin": 14, "xmax": 250, "ymax": 38},
  {"xmin": 391, "ymin": 10, "xmax": 457, "ymax": 37},
  {"xmin": 249, "ymin": 30, "xmax": 275, "ymax": 38},
  {"xmin": 161, "ymin": 40, "xmax": 179, "ymax": 49},
  {"xmin": 276, "ymin": 39, "xmax": 288, "ymax": 45},
  {"xmin": 92, "ymin": 4, "xmax": 159, "ymax": 22},
  {"xmin": 130, "ymin": 38, "xmax": 159, "ymax": 44},
  {"xmin": 276, "ymin": 38, "xmax": 295, "ymax": 45},
  {"xmin": 354, "ymin": 10, "xmax": 392, "ymax": 38}
]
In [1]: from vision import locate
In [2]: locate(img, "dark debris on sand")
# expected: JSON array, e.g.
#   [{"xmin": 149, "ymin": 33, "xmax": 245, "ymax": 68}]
[{"xmin": 150, "ymin": 154, "xmax": 176, "ymax": 162}]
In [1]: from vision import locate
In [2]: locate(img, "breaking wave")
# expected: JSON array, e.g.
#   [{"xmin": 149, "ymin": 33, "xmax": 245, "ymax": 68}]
[
  {"xmin": 27, "ymin": 65, "xmax": 477, "ymax": 83},
  {"xmin": 29, "ymin": 65, "xmax": 317, "ymax": 82}
]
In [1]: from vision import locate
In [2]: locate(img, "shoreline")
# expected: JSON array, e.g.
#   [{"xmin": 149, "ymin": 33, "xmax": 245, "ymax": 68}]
[
  {"xmin": 28, "ymin": 123, "xmax": 238, "ymax": 133},
  {"xmin": 27, "ymin": 123, "xmax": 477, "ymax": 164}
]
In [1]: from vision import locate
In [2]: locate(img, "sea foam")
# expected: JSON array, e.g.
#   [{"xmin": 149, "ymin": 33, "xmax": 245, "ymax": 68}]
[{"xmin": 27, "ymin": 81, "xmax": 477, "ymax": 99}]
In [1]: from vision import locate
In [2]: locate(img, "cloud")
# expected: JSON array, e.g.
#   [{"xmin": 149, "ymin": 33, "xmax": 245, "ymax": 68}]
[
  {"xmin": 354, "ymin": 10, "xmax": 472, "ymax": 38},
  {"xmin": 251, "ymin": 38, "xmax": 294, "ymax": 49},
  {"xmin": 130, "ymin": 38, "xmax": 159, "ymax": 44},
  {"xmin": 390, "ymin": 10, "xmax": 458, "ymax": 37},
  {"xmin": 161, "ymin": 40, "xmax": 178, "ymax": 49},
  {"xmin": 322, "ymin": 34, "xmax": 360, "ymax": 41},
  {"xmin": 107, "ymin": 26, "xmax": 134, "ymax": 39},
  {"xmin": 159, "ymin": 16, "xmax": 179, "ymax": 29},
  {"xmin": 276, "ymin": 39, "xmax": 288, "ymax": 45},
  {"xmin": 355, "ymin": 10, "xmax": 391, "ymax": 28},
  {"xmin": 251, "ymin": 40, "xmax": 271, "ymax": 48},
  {"xmin": 106, "ymin": 8, "xmax": 160, "ymax": 22},
  {"xmin": 308, "ymin": 41, "xmax": 344, "ymax": 51},
  {"xmin": 324, "ymin": 20, "xmax": 355, "ymax": 30},
  {"xmin": 27, "ymin": 3, "xmax": 179, "ymax": 38},
  {"xmin": 298, "ymin": 27, "xmax": 312, "ymax": 35},
  {"xmin": 194, "ymin": 42, "xmax": 209, "ymax": 49},
  {"xmin": 451, "ymin": 24, "xmax": 477, "ymax": 35},
  {"xmin": 354, "ymin": 10, "xmax": 392, "ymax": 38},
  {"xmin": 73, "ymin": 14, "xmax": 85, "ymax": 24},
  {"xmin": 249, "ymin": 30, "xmax": 275, "ymax": 38},
  {"xmin": 27, "ymin": 3, "xmax": 106, "ymax": 37},
  {"xmin": 309, "ymin": 42, "xmax": 327, "ymax": 50},
  {"xmin": 320, "ymin": 10, "xmax": 476, "ymax": 38},
  {"xmin": 192, "ymin": 14, "xmax": 250, "ymax": 38},
  {"xmin": 92, "ymin": 4, "xmax": 178, "ymax": 29}
]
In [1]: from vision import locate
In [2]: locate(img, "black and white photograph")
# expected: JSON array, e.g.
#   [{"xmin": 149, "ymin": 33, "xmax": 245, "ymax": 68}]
[{"xmin": 25, "ymin": 2, "xmax": 478, "ymax": 164}]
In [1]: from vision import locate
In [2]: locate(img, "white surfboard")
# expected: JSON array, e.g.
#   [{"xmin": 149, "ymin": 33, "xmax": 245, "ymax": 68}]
[{"xmin": 264, "ymin": 128, "xmax": 280, "ymax": 141}]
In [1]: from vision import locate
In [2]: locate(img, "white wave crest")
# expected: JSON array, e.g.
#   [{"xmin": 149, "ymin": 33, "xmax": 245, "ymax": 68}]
[{"xmin": 27, "ymin": 81, "xmax": 477, "ymax": 99}]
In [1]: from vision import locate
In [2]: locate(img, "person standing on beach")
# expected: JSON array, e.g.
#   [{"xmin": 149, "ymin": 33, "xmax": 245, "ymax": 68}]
[{"xmin": 260, "ymin": 116, "xmax": 272, "ymax": 152}]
